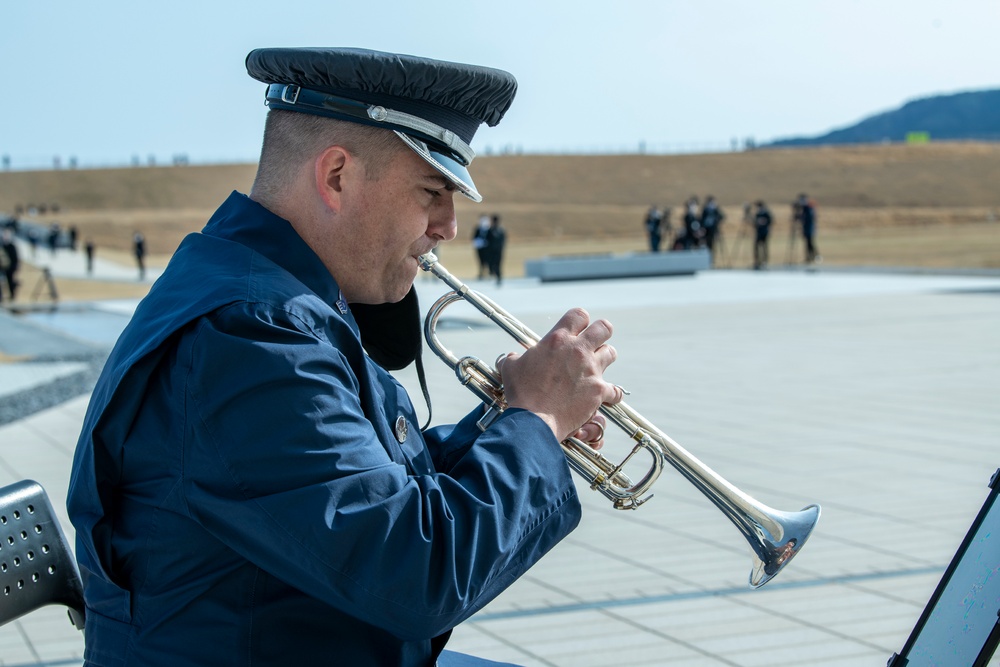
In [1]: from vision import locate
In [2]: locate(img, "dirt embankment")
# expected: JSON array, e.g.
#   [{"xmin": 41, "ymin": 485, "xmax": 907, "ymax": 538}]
[{"xmin": 2, "ymin": 142, "xmax": 999, "ymax": 275}]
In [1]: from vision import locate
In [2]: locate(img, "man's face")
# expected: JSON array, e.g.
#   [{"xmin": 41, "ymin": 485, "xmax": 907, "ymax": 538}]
[{"xmin": 331, "ymin": 145, "xmax": 459, "ymax": 304}]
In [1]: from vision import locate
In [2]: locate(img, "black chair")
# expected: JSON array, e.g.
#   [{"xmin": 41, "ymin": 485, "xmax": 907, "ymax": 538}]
[{"xmin": 0, "ymin": 479, "xmax": 85, "ymax": 629}]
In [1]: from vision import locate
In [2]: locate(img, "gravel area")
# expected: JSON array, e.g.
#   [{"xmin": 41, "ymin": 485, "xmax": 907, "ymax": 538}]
[
  {"xmin": 0, "ymin": 307, "xmax": 115, "ymax": 426},
  {"xmin": 0, "ymin": 351, "xmax": 109, "ymax": 427}
]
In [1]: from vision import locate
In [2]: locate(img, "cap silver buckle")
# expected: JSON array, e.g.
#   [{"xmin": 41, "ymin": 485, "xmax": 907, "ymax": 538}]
[{"xmin": 280, "ymin": 84, "xmax": 301, "ymax": 105}]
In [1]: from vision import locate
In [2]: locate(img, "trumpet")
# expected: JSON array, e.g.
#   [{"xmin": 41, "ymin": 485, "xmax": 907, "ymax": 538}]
[{"xmin": 417, "ymin": 253, "xmax": 820, "ymax": 588}]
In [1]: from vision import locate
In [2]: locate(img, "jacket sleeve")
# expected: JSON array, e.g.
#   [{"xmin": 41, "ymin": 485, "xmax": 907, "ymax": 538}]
[{"xmin": 179, "ymin": 302, "xmax": 581, "ymax": 640}]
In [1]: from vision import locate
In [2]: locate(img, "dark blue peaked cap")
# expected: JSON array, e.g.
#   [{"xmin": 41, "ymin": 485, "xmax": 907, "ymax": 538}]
[{"xmin": 246, "ymin": 47, "xmax": 518, "ymax": 202}]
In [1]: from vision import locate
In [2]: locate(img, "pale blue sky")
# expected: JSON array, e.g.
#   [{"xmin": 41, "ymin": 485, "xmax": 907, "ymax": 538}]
[{"xmin": 2, "ymin": 0, "xmax": 998, "ymax": 168}]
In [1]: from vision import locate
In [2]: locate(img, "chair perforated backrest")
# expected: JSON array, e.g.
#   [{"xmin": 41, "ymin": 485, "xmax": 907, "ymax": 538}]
[{"xmin": 0, "ymin": 479, "xmax": 85, "ymax": 629}]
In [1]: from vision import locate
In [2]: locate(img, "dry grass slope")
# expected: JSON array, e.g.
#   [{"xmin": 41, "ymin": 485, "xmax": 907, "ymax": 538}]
[{"xmin": 2, "ymin": 143, "xmax": 999, "ymax": 274}]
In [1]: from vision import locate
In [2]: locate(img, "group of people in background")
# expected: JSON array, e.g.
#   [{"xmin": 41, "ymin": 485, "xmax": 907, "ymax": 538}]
[
  {"xmin": 0, "ymin": 215, "xmax": 152, "ymax": 306},
  {"xmin": 3, "ymin": 192, "xmax": 820, "ymax": 305},
  {"xmin": 17, "ymin": 221, "xmax": 79, "ymax": 259},
  {"xmin": 644, "ymin": 195, "xmax": 727, "ymax": 256},
  {"xmin": 644, "ymin": 193, "xmax": 820, "ymax": 270},
  {"xmin": 471, "ymin": 213, "xmax": 507, "ymax": 285}
]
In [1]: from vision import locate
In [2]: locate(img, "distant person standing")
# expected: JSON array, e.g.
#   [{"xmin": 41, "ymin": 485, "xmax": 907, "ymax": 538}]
[
  {"xmin": 681, "ymin": 196, "xmax": 701, "ymax": 249},
  {"xmin": 2, "ymin": 228, "xmax": 19, "ymax": 301},
  {"xmin": 486, "ymin": 213, "xmax": 506, "ymax": 286},
  {"xmin": 472, "ymin": 214, "xmax": 490, "ymax": 279},
  {"xmin": 48, "ymin": 222, "xmax": 61, "ymax": 256},
  {"xmin": 753, "ymin": 200, "xmax": 772, "ymax": 270},
  {"xmin": 85, "ymin": 239, "xmax": 96, "ymax": 275},
  {"xmin": 796, "ymin": 193, "xmax": 820, "ymax": 264},
  {"xmin": 700, "ymin": 195, "xmax": 725, "ymax": 260},
  {"xmin": 644, "ymin": 205, "xmax": 664, "ymax": 252},
  {"xmin": 133, "ymin": 231, "xmax": 146, "ymax": 280},
  {"xmin": 0, "ymin": 240, "xmax": 7, "ymax": 304},
  {"xmin": 0, "ymin": 228, "xmax": 17, "ymax": 302}
]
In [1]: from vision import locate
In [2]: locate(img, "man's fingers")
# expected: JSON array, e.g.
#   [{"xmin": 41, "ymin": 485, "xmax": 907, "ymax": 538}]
[
  {"xmin": 603, "ymin": 383, "xmax": 625, "ymax": 406},
  {"xmin": 505, "ymin": 307, "xmax": 620, "ymax": 442},
  {"xmin": 574, "ymin": 413, "xmax": 607, "ymax": 450},
  {"xmin": 595, "ymin": 342, "xmax": 617, "ymax": 367},
  {"xmin": 577, "ymin": 317, "xmax": 614, "ymax": 350},
  {"xmin": 545, "ymin": 310, "xmax": 614, "ymax": 356},
  {"xmin": 494, "ymin": 352, "xmax": 520, "ymax": 377},
  {"xmin": 550, "ymin": 308, "xmax": 591, "ymax": 336}
]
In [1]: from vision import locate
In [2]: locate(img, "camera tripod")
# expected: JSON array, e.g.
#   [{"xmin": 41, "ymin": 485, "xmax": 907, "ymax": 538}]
[
  {"xmin": 785, "ymin": 203, "xmax": 803, "ymax": 265},
  {"xmin": 724, "ymin": 220, "xmax": 755, "ymax": 269},
  {"xmin": 30, "ymin": 267, "xmax": 59, "ymax": 303}
]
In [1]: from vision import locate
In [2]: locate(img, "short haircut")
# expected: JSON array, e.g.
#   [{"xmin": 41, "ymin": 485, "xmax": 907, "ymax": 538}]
[{"xmin": 252, "ymin": 110, "xmax": 404, "ymax": 200}]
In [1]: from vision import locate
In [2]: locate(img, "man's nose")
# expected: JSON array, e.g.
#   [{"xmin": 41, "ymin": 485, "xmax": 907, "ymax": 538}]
[{"xmin": 430, "ymin": 195, "xmax": 458, "ymax": 242}]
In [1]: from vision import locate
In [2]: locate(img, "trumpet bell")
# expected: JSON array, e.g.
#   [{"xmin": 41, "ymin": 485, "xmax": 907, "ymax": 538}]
[{"xmin": 747, "ymin": 504, "xmax": 822, "ymax": 588}]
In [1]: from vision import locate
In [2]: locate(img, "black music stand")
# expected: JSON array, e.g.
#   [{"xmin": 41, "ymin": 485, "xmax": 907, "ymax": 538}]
[{"xmin": 888, "ymin": 467, "xmax": 1000, "ymax": 666}]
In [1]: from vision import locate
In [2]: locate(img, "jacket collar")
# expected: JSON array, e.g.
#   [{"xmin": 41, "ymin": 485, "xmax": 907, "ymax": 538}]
[{"xmin": 203, "ymin": 191, "xmax": 344, "ymax": 308}]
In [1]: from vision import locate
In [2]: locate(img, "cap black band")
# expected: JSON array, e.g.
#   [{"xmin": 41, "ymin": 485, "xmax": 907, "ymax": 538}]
[{"xmin": 265, "ymin": 84, "xmax": 475, "ymax": 165}]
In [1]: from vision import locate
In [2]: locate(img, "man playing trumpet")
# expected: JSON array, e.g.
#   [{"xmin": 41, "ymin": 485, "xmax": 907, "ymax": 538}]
[{"xmin": 68, "ymin": 47, "xmax": 622, "ymax": 666}]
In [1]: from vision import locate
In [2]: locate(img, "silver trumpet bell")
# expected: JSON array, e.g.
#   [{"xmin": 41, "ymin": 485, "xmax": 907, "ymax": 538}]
[{"xmin": 417, "ymin": 253, "xmax": 820, "ymax": 588}]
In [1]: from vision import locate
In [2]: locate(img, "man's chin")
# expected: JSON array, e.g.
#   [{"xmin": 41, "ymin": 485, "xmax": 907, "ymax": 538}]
[
  {"xmin": 378, "ymin": 277, "xmax": 417, "ymax": 305},
  {"xmin": 355, "ymin": 264, "xmax": 419, "ymax": 305},
  {"xmin": 390, "ymin": 285, "xmax": 413, "ymax": 304}
]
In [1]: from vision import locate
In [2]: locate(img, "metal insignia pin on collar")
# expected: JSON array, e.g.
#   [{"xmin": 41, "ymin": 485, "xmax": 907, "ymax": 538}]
[{"xmin": 394, "ymin": 416, "xmax": 408, "ymax": 443}]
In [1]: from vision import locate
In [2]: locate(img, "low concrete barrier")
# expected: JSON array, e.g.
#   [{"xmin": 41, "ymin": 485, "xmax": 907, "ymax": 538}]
[{"xmin": 524, "ymin": 249, "xmax": 711, "ymax": 282}]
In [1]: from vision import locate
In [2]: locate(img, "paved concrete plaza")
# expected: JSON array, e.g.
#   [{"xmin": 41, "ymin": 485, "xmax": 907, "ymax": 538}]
[{"xmin": 1, "ymin": 261, "xmax": 998, "ymax": 666}]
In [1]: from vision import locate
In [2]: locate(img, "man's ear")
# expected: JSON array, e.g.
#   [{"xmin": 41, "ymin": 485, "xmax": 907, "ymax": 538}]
[{"xmin": 315, "ymin": 145, "xmax": 351, "ymax": 212}]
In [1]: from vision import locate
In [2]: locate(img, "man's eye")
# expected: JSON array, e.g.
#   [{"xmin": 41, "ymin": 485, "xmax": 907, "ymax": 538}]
[{"xmin": 425, "ymin": 189, "xmax": 442, "ymax": 198}]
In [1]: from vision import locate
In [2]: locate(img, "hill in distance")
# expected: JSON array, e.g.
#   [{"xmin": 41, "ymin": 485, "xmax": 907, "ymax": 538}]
[{"xmin": 769, "ymin": 89, "xmax": 1000, "ymax": 147}]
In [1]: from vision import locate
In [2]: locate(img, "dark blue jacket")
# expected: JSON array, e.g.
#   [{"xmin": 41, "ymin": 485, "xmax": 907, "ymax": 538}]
[{"xmin": 67, "ymin": 192, "xmax": 581, "ymax": 666}]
